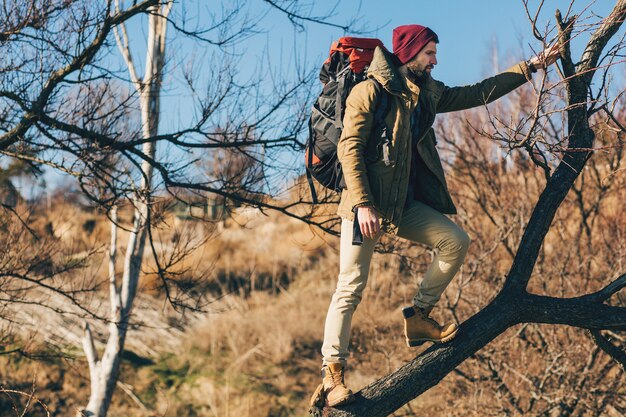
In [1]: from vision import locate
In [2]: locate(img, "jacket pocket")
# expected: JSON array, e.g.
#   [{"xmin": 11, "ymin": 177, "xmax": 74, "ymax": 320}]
[{"xmin": 368, "ymin": 162, "xmax": 394, "ymax": 214}]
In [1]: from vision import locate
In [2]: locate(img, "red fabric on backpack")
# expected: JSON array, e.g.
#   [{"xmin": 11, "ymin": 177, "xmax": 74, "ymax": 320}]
[{"xmin": 324, "ymin": 37, "xmax": 386, "ymax": 74}]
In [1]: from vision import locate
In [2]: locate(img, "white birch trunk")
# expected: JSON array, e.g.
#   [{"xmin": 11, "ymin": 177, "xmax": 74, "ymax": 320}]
[{"xmin": 79, "ymin": 2, "xmax": 172, "ymax": 416}]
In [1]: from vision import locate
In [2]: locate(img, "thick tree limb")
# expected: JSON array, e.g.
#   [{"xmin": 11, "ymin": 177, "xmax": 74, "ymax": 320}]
[
  {"xmin": 579, "ymin": 0, "xmax": 626, "ymax": 82},
  {"xmin": 523, "ymin": 294, "xmax": 626, "ymax": 331},
  {"xmin": 555, "ymin": 10, "xmax": 577, "ymax": 80}
]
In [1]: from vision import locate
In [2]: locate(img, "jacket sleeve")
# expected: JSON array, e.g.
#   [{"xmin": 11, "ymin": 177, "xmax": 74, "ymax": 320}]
[
  {"xmin": 436, "ymin": 61, "xmax": 533, "ymax": 114},
  {"xmin": 337, "ymin": 80, "xmax": 379, "ymax": 209}
]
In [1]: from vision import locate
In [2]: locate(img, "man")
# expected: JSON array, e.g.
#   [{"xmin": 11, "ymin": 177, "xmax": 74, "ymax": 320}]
[{"xmin": 310, "ymin": 24, "xmax": 560, "ymax": 408}]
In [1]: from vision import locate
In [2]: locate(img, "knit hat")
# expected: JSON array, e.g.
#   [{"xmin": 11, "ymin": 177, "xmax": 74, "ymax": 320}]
[{"xmin": 392, "ymin": 25, "xmax": 439, "ymax": 65}]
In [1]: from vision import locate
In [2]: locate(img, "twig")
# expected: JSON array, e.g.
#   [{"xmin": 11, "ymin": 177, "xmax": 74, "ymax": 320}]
[{"xmin": 589, "ymin": 330, "xmax": 626, "ymax": 371}]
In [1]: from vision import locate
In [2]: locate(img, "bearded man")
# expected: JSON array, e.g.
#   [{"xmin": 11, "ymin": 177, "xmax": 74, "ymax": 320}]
[{"xmin": 311, "ymin": 24, "xmax": 560, "ymax": 408}]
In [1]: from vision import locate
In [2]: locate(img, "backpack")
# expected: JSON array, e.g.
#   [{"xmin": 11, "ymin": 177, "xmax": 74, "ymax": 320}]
[{"xmin": 305, "ymin": 37, "xmax": 391, "ymax": 203}]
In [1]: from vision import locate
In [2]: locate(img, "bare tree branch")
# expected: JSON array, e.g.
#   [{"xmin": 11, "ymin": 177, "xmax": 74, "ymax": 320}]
[{"xmin": 589, "ymin": 330, "xmax": 626, "ymax": 371}]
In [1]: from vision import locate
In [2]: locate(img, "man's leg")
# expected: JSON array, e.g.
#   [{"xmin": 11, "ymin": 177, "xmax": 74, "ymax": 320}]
[
  {"xmin": 396, "ymin": 200, "xmax": 470, "ymax": 345},
  {"xmin": 322, "ymin": 217, "xmax": 380, "ymax": 364},
  {"xmin": 312, "ymin": 217, "xmax": 379, "ymax": 407},
  {"xmin": 397, "ymin": 200, "xmax": 470, "ymax": 309}
]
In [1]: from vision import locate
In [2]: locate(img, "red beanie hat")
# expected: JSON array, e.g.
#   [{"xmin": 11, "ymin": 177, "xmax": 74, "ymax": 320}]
[{"xmin": 392, "ymin": 24, "xmax": 439, "ymax": 65}]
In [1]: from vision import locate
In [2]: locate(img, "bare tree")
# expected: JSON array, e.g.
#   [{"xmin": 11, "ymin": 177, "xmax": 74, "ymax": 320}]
[
  {"xmin": 1, "ymin": 1, "xmax": 360, "ymax": 415},
  {"xmin": 436, "ymin": 96, "xmax": 626, "ymax": 416},
  {"xmin": 78, "ymin": 2, "xmax": 172, "ymax": 415}
]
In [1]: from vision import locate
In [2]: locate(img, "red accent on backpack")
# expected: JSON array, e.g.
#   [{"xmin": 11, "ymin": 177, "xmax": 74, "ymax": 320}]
[
  {"xmin": 305, "ymin": 148, "xmax": 322, "ymax": 166},
  {"xmin": 324, "ymin": 37, "xmax": 386, "ymax": 74}
]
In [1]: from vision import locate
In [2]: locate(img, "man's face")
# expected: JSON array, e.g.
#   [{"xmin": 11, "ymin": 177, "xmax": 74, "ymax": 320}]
[{"xmin": 406, "ymin": 40, "xmax": 438, "ymax": 80}]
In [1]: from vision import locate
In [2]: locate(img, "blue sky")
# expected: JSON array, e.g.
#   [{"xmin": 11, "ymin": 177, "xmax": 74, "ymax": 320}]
[
  {"xmin": 237, "ymin": 0, "xmax": 618, "ymax": 84},
  {"xmin": 141, "ymin": 0, "xmax": 621, "ymax": 134}
]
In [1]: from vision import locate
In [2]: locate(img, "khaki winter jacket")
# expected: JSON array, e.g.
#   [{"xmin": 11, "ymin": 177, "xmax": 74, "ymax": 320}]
[{"xmin": 337, "ymin": 46, "xmax": 533, "ymax": 234}]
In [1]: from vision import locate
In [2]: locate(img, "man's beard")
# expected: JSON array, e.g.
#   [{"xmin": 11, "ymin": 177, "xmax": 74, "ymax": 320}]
[{"xmin": 412, "ymin": 66, "xmax": 432, "ymax": 84}]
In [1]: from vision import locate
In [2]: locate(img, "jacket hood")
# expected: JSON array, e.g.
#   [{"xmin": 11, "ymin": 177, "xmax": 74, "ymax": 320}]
[{"xmin": 366, "ymin": 47, "xmax": 405, "ymax": 96}]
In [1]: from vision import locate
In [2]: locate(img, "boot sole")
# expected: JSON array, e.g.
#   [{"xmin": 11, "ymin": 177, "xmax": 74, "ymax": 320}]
[
  {"xmin": 405, "ymin": 327, "xmax": 458, "ymax": 347},
  {"xmin": 310, "ymin": 385, "xmax": 355, "ymax": 408},
  {"xmin": 327, "ymin": 392, "xmax": 355, "ymax": 407}
]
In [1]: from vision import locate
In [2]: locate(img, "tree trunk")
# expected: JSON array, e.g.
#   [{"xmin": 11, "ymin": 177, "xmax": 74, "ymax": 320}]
[{"xmin": 80, "ymin": 2, "xmax": 171, "ymax": 416}]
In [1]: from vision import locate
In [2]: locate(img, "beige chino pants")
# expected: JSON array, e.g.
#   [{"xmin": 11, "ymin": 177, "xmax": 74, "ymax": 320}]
[{"xmin": 321, "ymin": 200, "xmax": 470, "ymax": 365}]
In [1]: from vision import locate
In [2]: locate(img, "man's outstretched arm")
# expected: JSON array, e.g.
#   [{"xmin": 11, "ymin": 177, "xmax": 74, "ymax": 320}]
[{"xmin": 436, "ymin": 43, "xmax": 560, "ymax": 113}]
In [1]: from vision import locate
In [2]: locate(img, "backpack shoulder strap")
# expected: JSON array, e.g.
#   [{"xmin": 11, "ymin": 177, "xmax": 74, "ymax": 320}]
[
  {"xmin": 370, "ymin": 79, "xmax": 390, "ymax": 124},
  {"xmin": 369, "ymin": 79, "xmax": 393, "ymax": 166}
]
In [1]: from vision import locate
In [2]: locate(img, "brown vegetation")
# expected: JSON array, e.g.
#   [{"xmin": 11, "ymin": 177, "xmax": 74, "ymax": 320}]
[{"xmin": 1, "ymin": 94, "xmax": 624, "ymax": 415}]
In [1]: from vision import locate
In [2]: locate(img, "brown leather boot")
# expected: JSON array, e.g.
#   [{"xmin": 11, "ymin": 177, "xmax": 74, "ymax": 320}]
[
  {"xmin": 402, "ymin": 305, "xmax": 458, "ymax": 347},
  {"xmin": 309, "ymin": 363, "xmax": 354, "ymax": 408}
]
